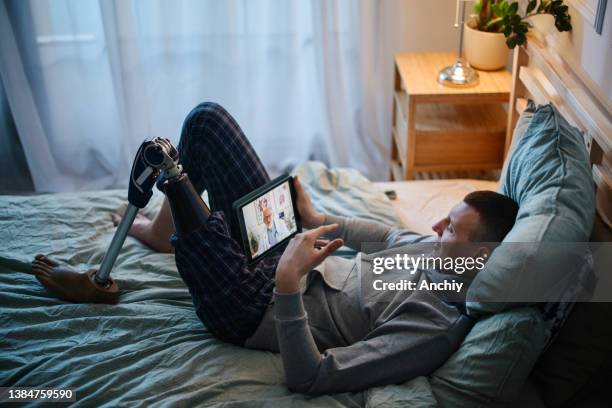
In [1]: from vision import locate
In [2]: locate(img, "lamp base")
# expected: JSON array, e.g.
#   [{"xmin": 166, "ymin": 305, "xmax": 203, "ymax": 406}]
[{"xmin": 438, "ymin": 59, "xmax": 479, "ymax": 87}]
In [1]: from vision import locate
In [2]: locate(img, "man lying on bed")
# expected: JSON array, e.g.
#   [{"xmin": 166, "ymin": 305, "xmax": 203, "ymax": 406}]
[{"xmin": 32, "ymin": 102, "xmax": 519, "ymax": 394}]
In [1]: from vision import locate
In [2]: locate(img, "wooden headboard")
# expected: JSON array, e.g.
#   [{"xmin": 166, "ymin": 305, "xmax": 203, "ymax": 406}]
[{"xmin": 505, "ymin": 40, "xmax": 612, "ymax": 239}]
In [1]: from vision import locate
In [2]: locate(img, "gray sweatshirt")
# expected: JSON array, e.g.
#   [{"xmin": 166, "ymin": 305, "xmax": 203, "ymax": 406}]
[{"xmin": 244, "ymin": 215, "xmax": 473, "ymax": 394}]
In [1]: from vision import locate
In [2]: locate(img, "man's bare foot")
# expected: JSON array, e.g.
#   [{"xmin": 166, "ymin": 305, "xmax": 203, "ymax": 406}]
[
  {"xmin": 111, "ymin": 212, "xmax": 174, "ymax": 254},
  {"xmin": 31, "ymin": 255, "xmax": 119, "ymax": 304}
]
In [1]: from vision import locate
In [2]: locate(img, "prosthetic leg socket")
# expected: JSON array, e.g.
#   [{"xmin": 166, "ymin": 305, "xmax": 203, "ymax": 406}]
[{"xmin": 162, "ymin": 174, "xmax": 211, "ymax": 236}]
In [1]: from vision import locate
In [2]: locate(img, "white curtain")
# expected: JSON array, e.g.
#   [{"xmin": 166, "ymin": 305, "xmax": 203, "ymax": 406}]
[{"xmin": 0, "ymin": 0, "xmax": 415, "ymax": 192}]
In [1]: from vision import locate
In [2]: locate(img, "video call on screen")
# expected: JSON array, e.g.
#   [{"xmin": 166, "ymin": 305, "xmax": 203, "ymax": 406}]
[{"xmin": 241, "ymin": 181, "xmax": 297, "ymax": 258}]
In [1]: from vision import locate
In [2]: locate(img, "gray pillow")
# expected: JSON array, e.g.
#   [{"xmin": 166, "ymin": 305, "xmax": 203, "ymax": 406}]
[
  {"xmin": 498, "ymin": 101, "xmax": 535, "ymax": 185},
  {"xmin": 431, "ymin": 307, "xmax": 546, "ymax": 407},
  {"xmin": 466, "ymin": 104, "xmax": 595, "ymax": 316}
]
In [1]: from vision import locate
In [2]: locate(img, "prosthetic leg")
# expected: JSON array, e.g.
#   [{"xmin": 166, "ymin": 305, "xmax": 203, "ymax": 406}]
[{"xmin": 37, "ymin": 137, "xmax": 210, "ymax": 304}]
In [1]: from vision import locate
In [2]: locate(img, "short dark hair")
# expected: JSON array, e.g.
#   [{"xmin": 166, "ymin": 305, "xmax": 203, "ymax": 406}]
[{"xmin": 463, "ymin": 191, "xmax": 519, "ymax": 242}]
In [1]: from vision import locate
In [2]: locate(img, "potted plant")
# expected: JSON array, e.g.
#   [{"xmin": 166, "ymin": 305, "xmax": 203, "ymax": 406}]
[
  {"xmin": 249, "ymin": 230, "xmax": 259, "ymax": 255},
  {"xmin": 464, "ymin": 0, "xmax": 572, "ymax": 70}
]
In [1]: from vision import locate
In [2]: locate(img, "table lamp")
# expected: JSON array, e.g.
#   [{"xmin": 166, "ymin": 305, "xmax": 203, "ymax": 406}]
[{"xmin": 438, "ymin": 0, "xmax": 479, "ymax": 87}]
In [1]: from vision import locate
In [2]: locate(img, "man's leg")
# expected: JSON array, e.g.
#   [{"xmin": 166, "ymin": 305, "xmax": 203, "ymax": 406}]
[
  {"xmin": 111, "ymin": 200, "xmax": 175, "ymax": 253},
  {"xmin": 176, "ymin": 102, "xmax": 269, "ymax": 238},
  {"xmin": 169, "ymin": 102, "xmax": 280, "ymax": 345}
]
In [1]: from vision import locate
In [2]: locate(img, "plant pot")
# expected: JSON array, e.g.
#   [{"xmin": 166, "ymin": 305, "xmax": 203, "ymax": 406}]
[{"xmin": 463, "ymin": 22, "xmax": 510, "ymax": 71}]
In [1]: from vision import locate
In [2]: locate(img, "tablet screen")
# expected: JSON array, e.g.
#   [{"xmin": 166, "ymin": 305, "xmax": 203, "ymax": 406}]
[{"xmin": 239, "ymin": 179, "xmax": 298, "ymax": 260}]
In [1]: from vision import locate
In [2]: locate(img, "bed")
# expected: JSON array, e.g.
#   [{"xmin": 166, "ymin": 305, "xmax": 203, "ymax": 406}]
[
  {"xmin": 2, "ymin": 38, "xmax": 611, "ymax": 407},
  {"xmin": 0, "ymin": 163, "xmax": 455, "ymax": 408}
]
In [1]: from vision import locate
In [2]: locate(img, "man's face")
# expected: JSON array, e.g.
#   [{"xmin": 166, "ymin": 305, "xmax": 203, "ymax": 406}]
[
  {"xmin": 263, "ymin": 208, "xmax": 273, "ymax": 228},
  {"xmin": 432, "ymin": 201, "xmax": 481, "ymax": 244},
  {"xmin": 432, "ymin": 200, "xmax": 498, "ymax": 277}
]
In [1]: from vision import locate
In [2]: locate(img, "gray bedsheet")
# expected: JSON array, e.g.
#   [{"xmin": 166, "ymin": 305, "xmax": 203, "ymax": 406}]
[{"xmin": 0, "ymin": 162, "xmax": 437, "ymax": 407}]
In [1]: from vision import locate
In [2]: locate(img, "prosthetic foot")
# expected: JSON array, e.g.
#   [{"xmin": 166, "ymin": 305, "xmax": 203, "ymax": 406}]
[
  {"xmin": 35, "ymin": 137, "xmax": 206, "ymax": 304},
  {"xmin": 33, "ymin": 255, "xmax": 119, "ymax": 304}
]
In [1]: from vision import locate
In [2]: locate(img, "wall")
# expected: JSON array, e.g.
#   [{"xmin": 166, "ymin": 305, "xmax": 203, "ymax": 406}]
[
  {"xmin": 564, "ymin": 1, "xmax": 612, "ymax": 101},
  {"xmin": 400, "ymin": 0, "xmax": 463, "ymax": 53},
  {"xmin": 529, "ymin": 0, "xmax": 611, "ymax": 102}
]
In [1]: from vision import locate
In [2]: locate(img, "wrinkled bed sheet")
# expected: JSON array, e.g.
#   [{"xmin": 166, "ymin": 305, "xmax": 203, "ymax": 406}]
[
  {"xmin": 376, "ymin": 179, "xmax": 498, "ymax": 235},
  {"xmin": 0, "ymin": 162, "xmax": 442, "ymax": 407}
]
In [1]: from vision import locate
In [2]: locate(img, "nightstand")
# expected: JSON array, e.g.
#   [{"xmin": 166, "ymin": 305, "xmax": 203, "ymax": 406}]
[{"xmin": 391, "ymin": 52, "xmax": 512, "ymax": 180}]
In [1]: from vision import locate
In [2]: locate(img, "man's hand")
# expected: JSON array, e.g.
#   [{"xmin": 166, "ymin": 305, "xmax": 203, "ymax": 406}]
[
  {"xmin": 275, "ymin": 224, "xmax": 344, "ymax": 293},
  {"xmin": 294, "ymin": 176, "xmax": 325, "ymax": 229}
]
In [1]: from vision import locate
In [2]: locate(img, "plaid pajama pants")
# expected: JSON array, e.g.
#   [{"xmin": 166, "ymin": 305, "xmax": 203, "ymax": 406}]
[{"xmin": 171, "ymin": 102, "xmax": 282, "ymax": 345}]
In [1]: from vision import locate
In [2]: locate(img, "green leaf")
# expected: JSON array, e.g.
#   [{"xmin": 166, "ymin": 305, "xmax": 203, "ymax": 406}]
[
  {"xmin": 501, "ymin": 1, "xmax": 509, "ymax": 14},
  {"xmin": 474, "ymin": 0, "xmax": 483, "ymax": 14},
  {"xmin": 491, "ymin": 3, "xmax": 501, "ymax": 16},
  {"xmin": 504, "ymin": 25, "xmax": 512, "ymax": 36},
  {"xmin": 509, "ymin": 2, "xmax": 519, "ymax": 14},
  {"xmin": 556, "ymin": 19, "xmax": 572, "ymax": 31},
  {"xmin": 511, "ymin": 14, "xmax": 522, "ymax": 25},
  {"xmin": 527, "ymin": 0, "xmax": 537, "ymax": 13},
  {"xmin": 506, "ymin": 35, "xmax": 518, "ymax": 49}
]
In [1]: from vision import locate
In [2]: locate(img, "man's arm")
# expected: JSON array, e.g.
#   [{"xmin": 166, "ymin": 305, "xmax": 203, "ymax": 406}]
[
  {"xmin": 273, "ymin": 225, "xmax": 469, "ymax": 394},
  {"xmin": 258, "ymin": 229, "xmax": 269, "ymax": 253},
  {"xmin": 276, "ymin": 218, "xmax": 290, "ymax": 238},
  {"xmin": 274, "ymin": 290, "xmax": 462, "ymax": 394},
  {"xmin": 322, "ymin": 214, "xmax": 423, "ymax": 251},
  {"xmin": 294, "ymin": 177, "xmax": 424, "ymax": 251}
]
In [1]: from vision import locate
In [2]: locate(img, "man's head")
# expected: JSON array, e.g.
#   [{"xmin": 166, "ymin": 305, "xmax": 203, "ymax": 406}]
[
  {"xmin": 263, "ymin": 207, "xmax": 274, "ymax": 228},
  {"xmin": 432, "ymin": 191, "xmax": 519, "ymax": 260}
]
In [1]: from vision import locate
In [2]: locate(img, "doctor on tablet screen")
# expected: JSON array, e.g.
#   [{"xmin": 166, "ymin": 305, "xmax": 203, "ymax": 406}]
[{"xmin": 257, "ymin": 206, "xmax": 289, "ymax": 254}]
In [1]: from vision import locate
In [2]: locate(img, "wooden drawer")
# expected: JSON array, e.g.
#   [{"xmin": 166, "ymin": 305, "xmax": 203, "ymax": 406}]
[
  {"xmin": 414, "ymin": 131, "xmax": 505, "ymax": 169},
  {"xmin": 412, "ymin": 103, "xmax": 506, "ymax": 168}
]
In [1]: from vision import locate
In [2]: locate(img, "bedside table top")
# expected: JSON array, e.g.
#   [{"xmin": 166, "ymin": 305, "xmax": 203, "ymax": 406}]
[{"xmin": 395, "ymin": 52, "xmax": 512, "ymax": 101}]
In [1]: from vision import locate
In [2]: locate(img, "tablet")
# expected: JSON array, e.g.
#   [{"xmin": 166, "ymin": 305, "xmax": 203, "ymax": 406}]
[{"xmin": 233, "ymin": 174, "xmax": 301, "ymax": 263}]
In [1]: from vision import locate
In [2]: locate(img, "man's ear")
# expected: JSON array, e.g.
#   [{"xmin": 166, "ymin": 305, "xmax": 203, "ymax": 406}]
[{"xmin": 475, "ymin": 246, "xmax": 491, "ymax": 262}]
